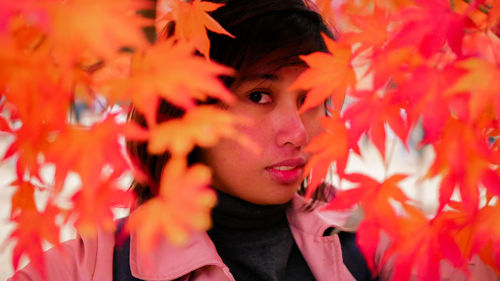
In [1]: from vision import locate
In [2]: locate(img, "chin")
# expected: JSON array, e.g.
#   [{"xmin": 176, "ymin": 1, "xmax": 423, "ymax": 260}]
[{"xmin": 251, "ymin": 190, "xmax": 297, "ymax": 205}]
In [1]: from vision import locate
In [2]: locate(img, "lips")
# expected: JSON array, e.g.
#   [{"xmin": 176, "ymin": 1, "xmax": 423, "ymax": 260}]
[{"xmin": 265, "ymin": 158, "xmax": 306, "ymax": 184}]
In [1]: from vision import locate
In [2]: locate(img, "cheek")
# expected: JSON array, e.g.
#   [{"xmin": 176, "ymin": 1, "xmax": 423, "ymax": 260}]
[{"xmin": 303, "ymin": 110, "xmax": 325, "ymax": 141}]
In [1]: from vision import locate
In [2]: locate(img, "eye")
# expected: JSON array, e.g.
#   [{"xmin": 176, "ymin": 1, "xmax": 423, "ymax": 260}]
[
  {"xmin": 248, "ymin": 91, "xmax": 272, "ymax": 104},
  {"xmin": 298, "ymin": 94, "xmax": 307, "ymax": 107}
]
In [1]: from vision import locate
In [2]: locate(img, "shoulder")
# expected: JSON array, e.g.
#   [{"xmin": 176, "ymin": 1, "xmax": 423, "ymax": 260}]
[{"xmin": 9, "ymin": 228, "xmax": 115, "ymax": 281}]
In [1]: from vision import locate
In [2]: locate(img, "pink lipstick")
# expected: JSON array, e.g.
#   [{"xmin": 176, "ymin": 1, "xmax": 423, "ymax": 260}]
[{"xmin": 266, "ymin": 158, "xmax": 306, "ymax": 184}]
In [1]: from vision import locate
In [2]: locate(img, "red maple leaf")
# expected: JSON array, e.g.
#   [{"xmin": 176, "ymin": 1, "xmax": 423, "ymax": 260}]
[
  {"xmin": 325, "ymin": 173, "xmax": 409, "ymax": 271},
  {"xmin": 342, "ymin": 89, "xmax": 409, "ymax": 159},
  {"xmin": 393, "ymin": 65, "xmax": 465, "ymax": 145},
  {"xmin": 9, "ymin": 205, "xmax": 60, "ymax": 279},
  {"xmin": 388, "ymin": 0, "xmax": 472, "ymax": 57},
  {"xmin": 428, "ymin": 117, "xmax": 498, "ymax": 212},
  {"xmin": 325, "ymin": 173, "xmax": 408, "ymax": 212}
]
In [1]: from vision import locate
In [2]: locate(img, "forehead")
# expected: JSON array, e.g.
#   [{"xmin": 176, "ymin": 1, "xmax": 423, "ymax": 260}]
[
  {"xmin": 236, "ymin": 58, "xmax": 308, "ymax": 83},
  {"xmin": 229, "ymin": 66, "xmax": 308, "ymax": 100}
]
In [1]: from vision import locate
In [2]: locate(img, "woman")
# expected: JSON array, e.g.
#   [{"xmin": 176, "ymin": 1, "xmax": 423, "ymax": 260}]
[{"xmin": 10, "ymin": 0, "xmax": 382, "ymax": 280}]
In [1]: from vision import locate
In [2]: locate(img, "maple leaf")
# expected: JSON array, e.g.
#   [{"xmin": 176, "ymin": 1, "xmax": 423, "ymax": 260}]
[
  {"xmin": 9, "ymin": 205, "xmax": 60, "ymax": 279},
  {"xmin": 289, "ymin": 34, "xmax": 356, "ymax": 113},
  {"xmin": 10, "ymin": 180, "xmax": 37, "ymax": 215},
  {"xmin": 388, "ymin": 0, "xmax": 472, "ymax": 57},
  {"xmin": 462, "ymin": 30, "xmax": 500, "ymax": 64},
  {"xmin": 428, "ymin": 117, "xmax": 497, "ymax": 212},
  {"xmin": 341, "ymin": 90, "xmax": 409, "ymax": 159},
  {"xmin": 25, "ymin": 0, "xmax": 150, "ymax": 63},
  {"xmin": 382, "ymin": 205, "xmax": 464, "ymax": 281},
  {"xmin": 447, "ymin": 58, "xmax": 500, "ymax": 121},
  {"xmin": 368, "ymin": 46, "xmax": 423, "ymax": 89},
  {"xmin": 128, "ymin": 157, "xmax": 216, "ymax": 252},
  {"xmin": 157, "ymin": 0, "xmax": 234, "ymax": 58},
  {"xmin": 393, "ymin": 65, "xmax": 464, "ymax": 145},
  {"xmin": 471, "ymin": 202, "xmax": 500, "ymax": 271},
  {"xmin": 325, "ymin": 173, "xmax": 408, "ymax": 211},
  {"xmin": 325, "ymin": 173, "xmax": 409, "ymax": 271},
  {"xmin": 303, "ymin": 113, "xmax": 358, "ymax": 196},
  {"xmin": 0, "ymin": 71, "xmax": 71, "ymax": 183},
  {"xmin": 71, "ymin": 177, "xmax": 135, "ymax": 237},
  {"xmin": 314, "ymin": 0, "xmax": 337, "ymax": 27},
  {"xmin": 148, "ymin": 105, "xmax": 257, "ymax": 156},
  {"xmin": 95, "ymin": 38, "xmax": 234, "ymax": 126},
  {"xmin": 45, "ymin": 114, "xmax": 145, "ymax": 190},
  {"xmin": 342, "ymin": 0, "xmax": 415, "ymax": 13},
  {"xmin": 0, "ymin": 25, "xmax": 78, "ymax": 182},
  {"xmin": 342, "ymin": 6, "xmax": 391, "ymax": 56},
  {"xmin": 441, "ymin": 200, "xmax": 499, "ymax": 269}
]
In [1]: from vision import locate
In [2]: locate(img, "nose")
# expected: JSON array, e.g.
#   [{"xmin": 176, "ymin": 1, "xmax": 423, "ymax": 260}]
[{"xmin": 275, "ymin": 104, "xmax": 308, "ymax": 149}]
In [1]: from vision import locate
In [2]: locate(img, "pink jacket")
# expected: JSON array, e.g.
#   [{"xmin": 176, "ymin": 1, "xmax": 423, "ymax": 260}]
[
  {"xmin": 10, "ymin": 195, "xmax": 358, "ymax": 281},
  {"xmin": 9, "ymin": 194, "xmax": 499, "ymax": 281}
]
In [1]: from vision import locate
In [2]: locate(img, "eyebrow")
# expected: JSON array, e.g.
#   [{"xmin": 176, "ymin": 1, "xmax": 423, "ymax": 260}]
[{"xmin": 239, "ymin": 73, "xmax": 279, "ymax": 82}]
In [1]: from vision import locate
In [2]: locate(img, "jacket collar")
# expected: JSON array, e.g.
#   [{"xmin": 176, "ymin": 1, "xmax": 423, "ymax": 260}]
[
  {"xmin": 129, "ymin": 194, "xmax": 353, "ymax": 281},
  {"xmin": 286, "ymin": 194, "xmax": 356, "ymax": 236}
]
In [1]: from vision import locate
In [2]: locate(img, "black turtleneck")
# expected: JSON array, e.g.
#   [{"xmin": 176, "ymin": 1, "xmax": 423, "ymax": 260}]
[{"xmin": 207, "ymin": 191, "xmax": 316, "ymax": 281}]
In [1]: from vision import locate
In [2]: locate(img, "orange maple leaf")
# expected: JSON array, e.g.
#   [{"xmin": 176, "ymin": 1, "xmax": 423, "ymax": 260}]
[
  {"xmin": 289, "ymin": 34, "xmax": 356, "ymax": 113},
  {"xmin": 157, "ymin": 0, "xmax": 234, "ymax": 58},
  {"xmin": 0, "ymin": 68, "xmax": 71, "ymax": 182},
  {"xmin": 32, "ymin": 0, "xmax": 150, "ymax": 63},
  {"xmin": 474, "ymin": 203, "xmax": 500, "ymax": 272},
  {"xmin": 71, "ymin": 177, "xmax": 135, "ymax": 237},
  {"xmin": 95, "ymin": 38, "xmax": 234, "ymax": 127},
  {"xmin": 343, "ymin": 6, "xmax": 391, "ymax": 56},
  {"xmin": 45, "ymin": 114, "xmax": 145, "ymax": 190},
  {"xmin": 128, "ymin": 157, "xmax": 216, "ymax": 252},
  {"xmin": 0, "ymin": 25, "xmax": 79, "ymax": 182},
  {"xmin": 448, "ymin": 58, "xmax": 500, "ymax": 121},
  {"xmin": 314, "ymin": 0, "xmax": 336, "ymax": 27},
  {"xmin": 367, "ymin": 46, "xmax": 423, "ymax": 90},
  {"xmin": 442, "ymin": 200, "xmax": 499, "ymax": 270},
  {"xmin": 10, "ymin": 180, "xmax": 37, "ymax": 215},
  {"xmin": 382, "ymin": 205, "xmax": 464, "ymax": 281},
  {"xmin": 9, "ymin": 205, "xmax": 60, "ymax": 279},
  {"xmin": 303, "ymin": 113, "xmax": 358, "ymax": 196},
  {"xmin": 148, "ymin": 106, "xmax": 257, "ymax": 156}
]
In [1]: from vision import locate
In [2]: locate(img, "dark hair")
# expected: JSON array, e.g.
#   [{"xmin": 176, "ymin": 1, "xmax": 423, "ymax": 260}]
[{"xmin": 127, "ymin": 0, "xmax": 335, "ymax": 205}]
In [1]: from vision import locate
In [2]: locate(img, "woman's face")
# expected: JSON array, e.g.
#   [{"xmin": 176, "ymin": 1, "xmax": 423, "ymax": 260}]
[{"xmin": 202, "ymin": 65, "xmax": 324, "ymax": 205}]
